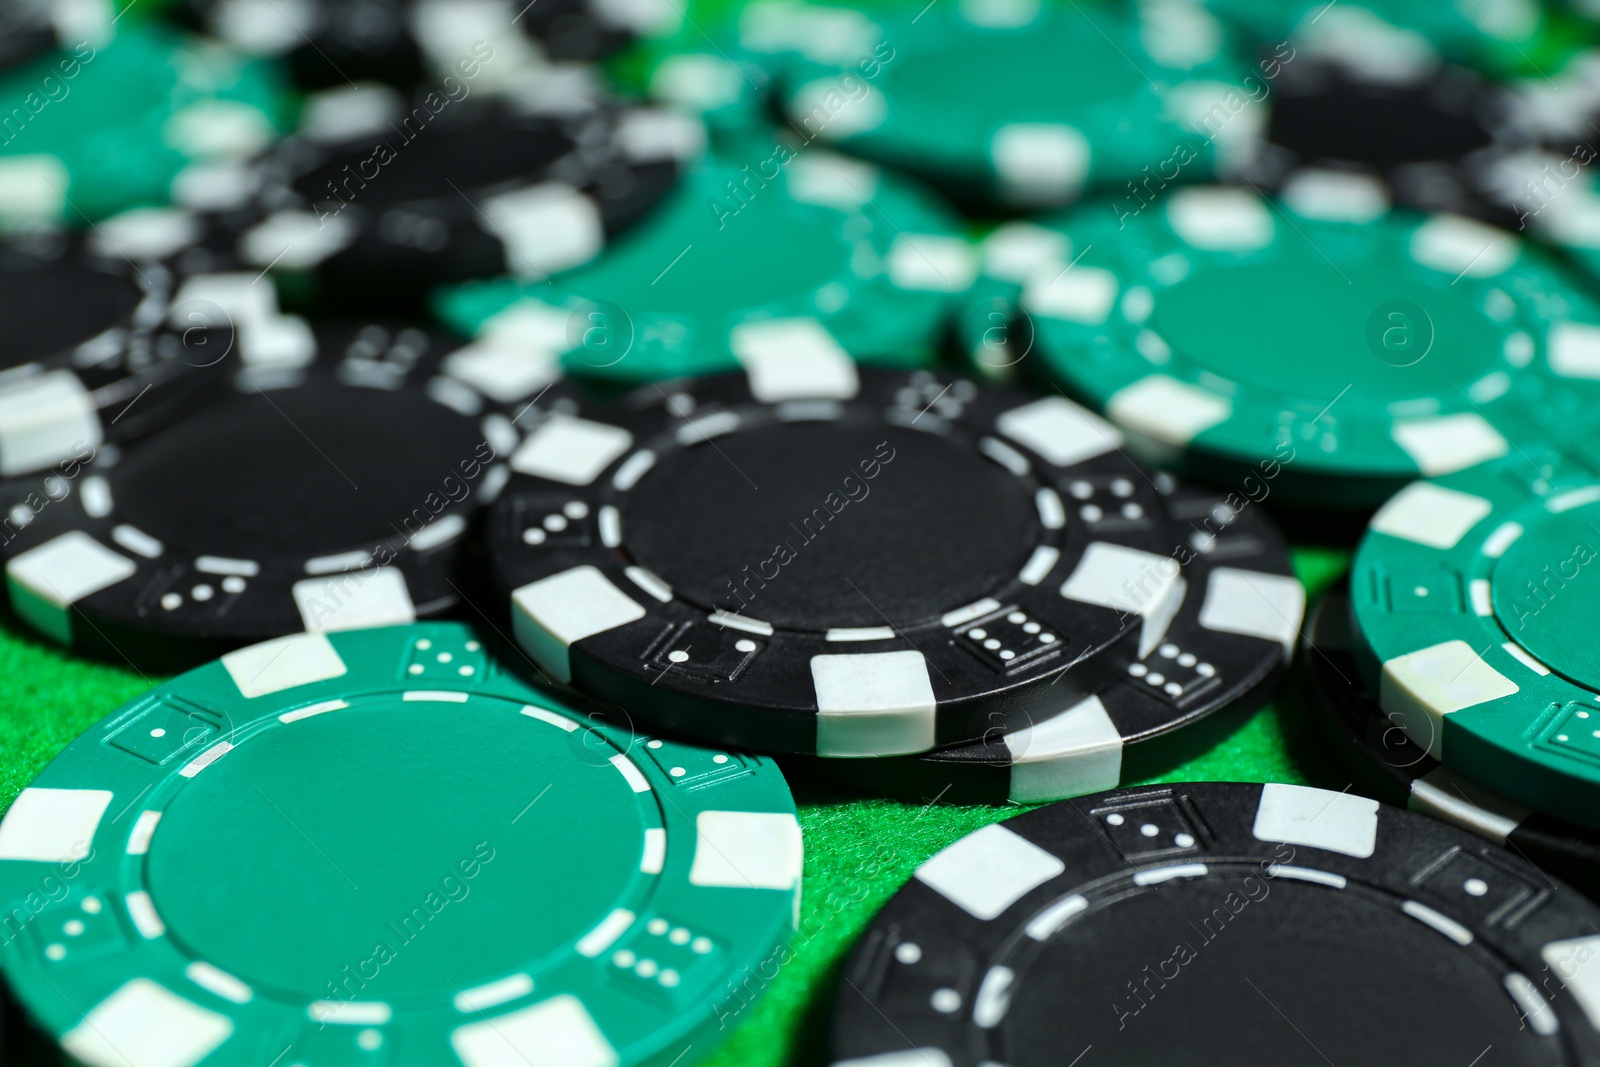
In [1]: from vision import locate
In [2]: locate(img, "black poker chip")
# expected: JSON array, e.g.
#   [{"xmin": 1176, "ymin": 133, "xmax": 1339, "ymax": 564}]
[
  {"xmin": 0, "ymin": 0, "xmax": 65, "ymax": 74},
  {"xmin": 0, "ymin": 322, "xmax": 574, "ymax": 668},
  {"xmin": 1304, "ymin": 585, "xmax": 1600, "ymax": 900},
  {"xmin": 1235, "ymin": 43, "xmax": 1526, "ymax": 227},
  {"xmin": 176, "ymin": 0, "xmax": 426, "ymax": 90},
  {"xmin": 819, "ymin": 489, "xmax": 1302, "ymax": 804},
  {"xmin": 832, "ymin": 781, "xmax": 1600, "ymax": 1067},
  {"xmin": 224, "ymin": 86, "xmax": 702, "ymax": 312},
  {"xmin": 488, "ymin": 364, "xmax": 1195, "ymax": 757},
  {"xmin": 0, "ymin": 219, "xmax": 235, "ymax": 479}
]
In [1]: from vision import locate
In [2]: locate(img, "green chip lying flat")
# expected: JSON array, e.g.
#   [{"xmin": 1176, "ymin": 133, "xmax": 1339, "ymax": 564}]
[
  {"xmin": 0, "ymin": 25, "xmax": 285, "ymax": 224},
  {"xmin": 986, "ymin": 178, "xmax": 1600, "ymax": 507},
  {"xmin": 1351, "ymin": 445, "xmax": 1600, "ymax": 832},
  {"xmin": 435, "ymin": 141, "xmax": 974, "ymax": 384},
  {"xmin": 0, "ymin": 623, "xmax": 802, "ymax": 1067},
  {"xmin": 772, "ymin": 0, "xmax": 1254, "ymax": 209}
]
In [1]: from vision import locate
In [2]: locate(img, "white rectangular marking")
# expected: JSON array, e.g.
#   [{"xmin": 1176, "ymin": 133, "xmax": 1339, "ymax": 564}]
[
  {"xmin": 195, "ymin": 556, "xmax": 259, "ymax": 576},
  {"xmin": 185, "ymin": 962, "xmax": 252, "ymax": 1004},
  {"xmin": 640, "ymin": 827, "xmax": 666, "ymax": 874},
  {"xmin": 454, "ymin": 973, "xmax": 534, "ymax": 1014},
  {"xmin": 0, "ymin": 787, "xmax": 112, "ymax": 862},
  {"xmin": 916, "ymin": 823, "xmax": 1063, "ymax": 920},
  {"xmin": 127, "ymin": 810, "xmax": 162, "ymax": 856},
  {"xmin": 610, "ymin": 754, "xmax": 650, "ymax": 793},
  {"xmin": 575, "ymin": 908, "xmax": 636, "ymax": 958},
  {"xmin": 523, "ymin": 706, "xmax": 579, "ymax": 732},
  {"xmin": 709, "ymin": 610, "xmax": 773, "ymax": 635},
  {"xmin": 179, "ymin": 742, "xmax": 234, "ymax": 778},
  {"xmin": 125, "ymin": 890, "xmax": 166, "ymax": 939},
  {"xmin": 62, "ymin": 979, "xmax": 232, "ymax": 1067},
  {"xmin": 279, "ymin": 699, "xmax": 348, "ymax": 723},
  {"xmin": 404, "ymin": 690, "xmax": 470, "ymax": 702}
]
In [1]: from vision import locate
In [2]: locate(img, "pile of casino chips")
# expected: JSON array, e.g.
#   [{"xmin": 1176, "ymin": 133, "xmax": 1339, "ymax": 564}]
[{"xmin": 5, "ymin": 0, "xmax": 1600, "ymax": 1065}]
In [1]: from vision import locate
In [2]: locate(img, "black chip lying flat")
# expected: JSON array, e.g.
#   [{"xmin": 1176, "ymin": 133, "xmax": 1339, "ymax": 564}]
[
  {"xmin": 0, "ymin": 321, "xmax": 571, "ymax": 666},
  {"xmin": 228, "ymin": 85, "xmax": 702, "ymax": 311},
  {"xmin": 821, "ymin": 489, "xmax": 1303, "ymax": 803},
  {"xmin": 489, "ymin": 360, "xmax": 1193, "ymax": 757},
  {"xmin": 832, "ymin": 781, "xmax": 1600, "ymax": 1067},
  {"xmin": 178, "ymin": 0, "xmax": 426, "ymax": 89},
  {"xmin": 0, "ymin": 218, "xmax": 236, "ymax": 479},
  {"xmin": 1305, "ymin": 586, "xmax": 1600, "ymax": 900},
  {"xmin": 1234, "ymin": 38, "xmax": 1525, "ymax": 227}
]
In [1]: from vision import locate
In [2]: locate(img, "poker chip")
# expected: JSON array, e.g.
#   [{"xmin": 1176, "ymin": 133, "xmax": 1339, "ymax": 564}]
[
  {"xmin": 0, "ymin": 0, "xmax": 114, "ymax": 75},
  {"xmin": 435, "ymin": 143, "xmax": 974, "ymax": 384},
  {"xmin": 177, "ymin": 0, "xmax": 427, "ymax": 89},
  {"xmin": 1208, "ymin": 0, "xmax": 1546, "ymax": 68},
  {"xmin": 0, "ymin": 320, "xmax": 570, "ymax": 667},
  {"xmin": 1306, "ymin": 586, "xmax": 1600, "ymax": 899},
  {"xmin": 488, "ymin": 360, "xmax": 1192, "ymax": 757},
  {"xmin": 0, "ymin": 26, "xmax": 284, "ymax": 225},
  {"xmin": 0, "ymin": 622, "xmax": 802, "ymax": 1067},
  {"xmin": 831, "ymin": 780, "xmax": 1600, "ymax": 1066},
  {"xmin": 770, "ymin": 0, "xmax": 1254, "ymax": 209},
  {"xmin": 1349, "ymin": 441, "xmax": 1600, "ymax": 833},
  {"xmin": 222, "ymin": 83, "xmax": 703, "ymax": 313},
  {"xmin": 1229, "ymin": 17, "xmax": 1529, "ymax": 228},
  {"xmin": 819, "ymin": 488, "xmax": 1302, "ymax": 804},
  {"xmin": 992, "ymin": 180, "xmax": 1600, "ymax": 508},
  {"xmin": 0, "ymin": 213, "xmax": 238, "ymax": 478}
]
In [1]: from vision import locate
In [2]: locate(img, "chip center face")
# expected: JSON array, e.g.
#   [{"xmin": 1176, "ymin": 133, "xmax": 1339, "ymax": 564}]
[
  {"xmin": 0, "ymin": 263, "xmax": 142, "ymax": 366},
  {"xmin": 144, "ymin": 694, "xmax": 651, "ymax": 1003},
  {"xmin": 1001, "ymin": 877, "xmax": 1552, "ymax": 1065},
  {"xmin": 1490, "ymin": 499, "xmax": 1600, "ymax": 686},
  {"xmin": 1268, "ymin": 87, "xmax": 1491, "ymax": 168},
  {"xmin": 112, "ymin": 384, "xmax": 488, "ymax": 557},
  {"xmin": 1151, "ymin": 260, "xmax": 1505, "ymax": 404},
  {"xmin": 883, "ymin": 28, "xmax": 1147, "ymax": 114},
  {"xmin": 618, "ymin": 421, "xmax": 1040, "ymax": 629}
]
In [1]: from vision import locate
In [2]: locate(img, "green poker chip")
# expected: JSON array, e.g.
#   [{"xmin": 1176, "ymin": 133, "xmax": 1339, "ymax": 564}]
[
  {"xmin": 996, "ymin": 179, "xmax": 1600, "ymax": 508},
  {"xmin": 435, "ymin": 141, "xmax": 975, "ymax": 384},
  {"xmin": 0, "ymin": 623, "xmax": 802, "ymax": 1067},
  {"xmin": 0, "ymin": 26, "xmax": 285, "ymax": 224},
  {"xmin": 1349, "ymin": 444, "xmax": 1600, "ymax": 832},
  {"xmin": 771, "ymin": 0, "xmax": 1253, "ymax": 209},
  {"xmin": 1207, "ymin": 0, "xmax": 1545, "ymax": 68}
]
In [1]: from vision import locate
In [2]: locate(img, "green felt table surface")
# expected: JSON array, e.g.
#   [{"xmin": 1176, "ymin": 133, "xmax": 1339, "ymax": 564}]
[{"xmin": 0, "ymin": 545, "xmax": 1354, "ymax": 1066}]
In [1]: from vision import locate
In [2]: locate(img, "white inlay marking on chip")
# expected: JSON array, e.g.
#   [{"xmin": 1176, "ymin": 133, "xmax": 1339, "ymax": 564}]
[
  {"xmin": 610, "ymin": 754, "xmax": 650, "ymax": 793},
  {"xmin": 454, "ymin": 973, "xmax": 535, "ymax": 1014},
  {"xmin": 886, "ymin": 234, "xmax": 977, "ymax": 292},
  {"xmin": 0, "ymin": 787, "xmax": 112, "ymax": 862},
  {"xmin": 511, "ymin": 415, "xmax": 634, "ymax": 486},
  {"xmin": 641, "ymin": 827, "xmax": 666, "ymax": 874},
  {"xmin": 732, "ymin": 319, "xmax": 859, "ymax": 402},
  {"xmin": 997, "ymin": 396, "xmax": 1122, "ymax": 465},
  {"xmin": 1410, "ymin": 215, "xmax": 1516, "ymax": 278},
  {"xmin": 185, "ymin": 962, "xmax": 252, "ymax": 1005},
  {"xmin": 811, "ymin": 650, "xmax": 937, "ymax": 756},
  {"xmin": 125, "ymin": 890, "xmax": 165, "ymax": 938},
  {"xmin": 1002, "ymin": 695, "xmax": 1123, "ymax": 803},
  {"xmin": 127, "ymin": 810, "xmax": 162, "ymax": 856},
  {"xmin": 511, "ymin": 566, "xmax": 647, "ymax": 684},
  {"xmin": 1391, "ymin": 414, "xmax": 1507, "ymax": 475},
  {"xmin": 1412, "ymin": 766, "xmax": 1526, "ymax": 845},
  {"xmin": 293, "ymin": 567, "xmax": 415, "ymax": 633},
  {"xmin": 1168, "ymin": 187, "xmax": 1273, "ymax": 250},
  {"xmin": 688, "ymin": 810, "xmax": 803, "ymax": 889},
  {"xmin": 1380, "ymin": 640, "xmax": 1518, "ymax": 759},
  {"xmin": 482, "ymin": 183, "xmax": 605, "ymax": 277},
  {"xmin": 576, "ymin": 908, "xmax": 637, "ymax": 957},
  {"xmin": 916, "ymin": 823, "xmax": 1064, "ymax": 920},
  {"xmin": 1549, "ymin": 321, "xmax": 1600, "ymax": 379},
  {"xmin": 1252, "ymin": 783, "xmax": 1378, "ymax": 858},
  {"xmin": 1198, "ymin": 569, "xmax": 1305, "ymax": 657},
  {"xmin": 1542, "ymin": 936, "xmax": 1600, "ymax": 1029},
  {"xmin": 1369, "ymin": 482, "xmax": 1492, "ymax": 549},
  {"xmin": 1022, "ymin": 266, "xmax": 1118, "ymax": 325},
  {"xmin": 451, "ymin": 994, "xmax": 618, "ymax": 1067},
  {"xmin": 991, "ymin": 123, "xmax": 1089, "ymax": 202},
  {"xmin": 1107, "ymin": 375, "xmax": 1231, "ymax": 445},
  {"xmin": 222, "ymin": 632, "xmax": 348, "ymax": 698},
  {"xmin": 62, "ymin": 979, "xmax": 233, "ymax": 1067}
]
